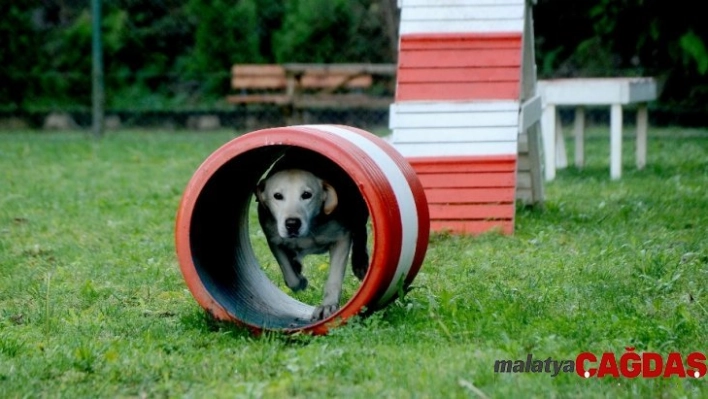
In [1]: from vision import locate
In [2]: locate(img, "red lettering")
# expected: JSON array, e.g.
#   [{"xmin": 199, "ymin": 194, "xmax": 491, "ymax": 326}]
[
  {"xmin": 597, "ymin": 352, "xmax": 620, "ymax": 378},
  {"xmin": 663, "ymin": 353, "xmax": 686, "ymax": 378},
  {"xmin": 687, "ymin": 352, "xmax": 707, "ymax": 378},
  {"xmin": 576, "ymin": 352, "xmax": 597, "ymax": 378},
  {"xmin": 642, "ymin": 352, "xmax": 663, "ymax": 378},
  {"xmin": 619, "ymin": 347, "xmax": 641, "ymax": 378}
]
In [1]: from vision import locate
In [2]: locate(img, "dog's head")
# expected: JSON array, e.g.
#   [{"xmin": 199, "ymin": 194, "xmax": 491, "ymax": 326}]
[{"xmin": 256, "ymin": 169, "xmax": 338, "ymax": 238}]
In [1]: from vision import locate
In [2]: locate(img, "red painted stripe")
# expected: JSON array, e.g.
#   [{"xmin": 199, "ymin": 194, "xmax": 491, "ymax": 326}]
[
  {"xmin": 430, "ymin": 220, "xmax": 514, "ymax": 235},
  {"xmin": 401, "ymin": 32, "xmax": 523, "ymax": 42},
  {"xmin": 396, "ymin": 82, "xmax": 520, "ymax": 101},
  {"xmin": 398, "ymin": 67, "xmax": 520, "ymax": 83},
  {"xmin": 408, "ymin": 154, "xmax": 517, "ymax": 165},
  {"xmin": 417, "ymin": 172, "xmax": 516, "ymax": 188},
  {"xmin": 425, "ymin": 187, "xmax": 516, "ymax": 204},
  {"xmin": 411, "ymin": 158, "xmax": 517, "ymax": 174},
  {"xmin": 331, "ymin": 125, "xmax": 430, "ymax": 296},
  {"xmin": 291, "ymin": 126, "xmax": 404, "ymax": 316},
  {"xmin": 399, "ymin": 49, "xmax": 521, "ymax": 68},
  {"xmin": 429, "ymin": 204, "xmax": 515, "ymax": 220},
  {"xmin": 401, "ymin": 36, "xmax": 522, "ymax": 51}
]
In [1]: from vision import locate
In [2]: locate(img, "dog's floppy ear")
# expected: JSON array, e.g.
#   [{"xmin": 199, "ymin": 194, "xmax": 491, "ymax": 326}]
[
  {"xmin": 322, "ymin": 181, "xmax": 338, "ymax": 215},
  {"xmin": 255, "ymin": 179, "xmax": 266, "ymax": 203}
]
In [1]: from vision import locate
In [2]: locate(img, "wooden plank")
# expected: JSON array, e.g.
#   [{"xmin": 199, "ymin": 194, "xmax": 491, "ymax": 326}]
[
  {"xmin": 402, "ymin": 6, "xmax": 524, "ymax": 21},
  {"xmin": 283, "ymin": 63, "xmax": 396, "ymax": 75},
  {"xmin": 516, "ymin": 154, "xmax": 530, "ymax": 172},
  {"xmin": 417, "ymin": 172, "xmax": 515, "ymax": 188},
  {"xmin": 390, "ymin": 110, "xmax": 518, "ymax": 128},
  {"xmin": 519, "ymin": 94, "xmax": 542, "ymax": 132},
  {"xmin": 396, "ymin": 81, "xmax": 520, "ymax": 101},
  {"xmin": 398, "ymin": 67, "xmax": 520, "ymax": 83},
  {"xmin": 636, "ymin": 104, "xmax": 648, "ymax": 169},
  {"xmin": 231, "ymin": 76, "xmax": 287, "ymax": 89},
  {"xmin": 515, "ymin": 187, "xmax": 533, "ymax": 205},
  {"xmin": 402, "ymin": 5, "xmax": 524, "ymax": 21},
  {"xmin": 394, "ymin": 141, "xmax": 518, "ymax": 157},
  {"xmin": 399, "ymin": 49, "xmax": 521, "ymax": 68},
  {"xmin": 400, "ymin": 35, "xmax": 521, "ymax": 51},
  {"xmin": 391, "ymin": 100, "xmax": 518, "ymax": 114},
  {"xmin": 392, "ymin": 126, "xmax": 518, "ymax": 143},
  {"xmin": 293, "ymin": 94, "xmax": 392, "ymax": 109},
  {"xmin": 628, "ymin": 80, "xmax": 658, "ymax": 103},
  {"xmin": 300, "ymin": 72, "xmax": 372, "ymax": 89},
  {"xmin": 424, "ymin": 187, "xmax": 516, "ymax": 203},
  {"xmin": 538, "ymin": 78, "xmax": 658, "ymax": 105},
  {"xmin": 525, "ymin": 123, "xmax": 545, "ymax": 205},
  {"xmin": 400, "ymin": 19, "xmax": 524, "ymax": 34},
  {"xmin": 430, "ymin": 220, "xmax": 514, "ymax": 235},
  {"xmin": 409, "ymin": 154, "xmax": 516, "ymax": 170},
  {"xmin": 429, "ymin": 203, "xmax": 515, "ymax": 220},
  {"xmin": 516, "ymin": 172, "xmax": 532, "ymax": 189},
  {"xmin": 225, "ymin": 94, "xmax": 290, "ymax": 104},
  {"xmin": 232, "ymin": 64, "xmax": 285, "ymax": 75}
]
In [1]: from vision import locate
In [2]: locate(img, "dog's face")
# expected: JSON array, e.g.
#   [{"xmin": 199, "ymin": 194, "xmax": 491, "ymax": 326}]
[{"xmin": 257, "ymin": 169, "xmax": 338, "ymax": 238}]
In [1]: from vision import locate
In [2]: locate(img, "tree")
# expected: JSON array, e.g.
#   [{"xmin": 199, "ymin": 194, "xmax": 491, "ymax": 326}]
[
  {"xmin": 0, "ymin": 1, "xmax": 42, "ymax": 110},
  {"xmin": 272, "ymin": 0, "xmax": 390, "ymax": 63},
  {"xmin": 184, "ymin": 0, "xmax": 261, "ymax": 96}
]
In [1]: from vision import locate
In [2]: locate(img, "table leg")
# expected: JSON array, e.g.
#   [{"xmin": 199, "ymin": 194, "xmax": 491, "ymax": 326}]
[
  {"xmin": 574, "ymin": 106, "xmax": 585, "ymax": 168},
  {"xmin": 636, "ymin": 103, "xmax": 648, "ymax": 170},
  {"xmin": 541, "ymin": 103, "xmax": 556, "ymax": 181},
  {"xmin": 610, "ymin": 104, "xmax": 622, "ymax": 179},
  {"xmin": 555, "ymin": 111, "xmax": 568, "ymax": 169}
]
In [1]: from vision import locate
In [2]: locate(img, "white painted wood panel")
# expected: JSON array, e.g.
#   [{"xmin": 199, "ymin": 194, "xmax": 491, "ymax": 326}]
[
  {"xmin": 393, "ymin": 141, "xmax": 518, "ymax": 157},
  {"xmin": 400, "ymin": 20, "xmax": 524, "ymax": 34},
  {"xmin": 391, "ymin": 101, "xmax": 519, "ymax": 114},
  {"xmin": 392, "ymin": 126, "xmax": 518, "ymax": 143},
  {"xmin": 538, "ymin": 78, "xmax": 658, "ymax": 105},
  {"xmin": 401, "ymin": 0, "xmax": 524, "ymax": 6},
  {"xmin": 390, "ymin": 110, "xmax": 518, "ymax": 128},
  {"xmin": 402, "ymin": 6, "xmax": 524, "ymax": 21},
  {"xmin": 628, "ymin": 80, "xmax": 658, "ymax": 103},
  {"xmin": 518, "ymin": 94, "xmax": 541, "ymax": 132}
]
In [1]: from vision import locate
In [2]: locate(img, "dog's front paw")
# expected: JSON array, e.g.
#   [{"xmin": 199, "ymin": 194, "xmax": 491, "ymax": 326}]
[
  {"xmin": 311, "ymin": 304, "xmax": 339, "ymax": 321},
  {"xmin": 287, "ymin": 275, "xmax": 308, "ymax": 292}
]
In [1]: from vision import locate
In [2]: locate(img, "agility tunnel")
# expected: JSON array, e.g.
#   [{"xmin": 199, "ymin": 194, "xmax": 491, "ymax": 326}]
[{"xmin": 175, "ymin": 125, "xmax": 429, "ymax": 335}]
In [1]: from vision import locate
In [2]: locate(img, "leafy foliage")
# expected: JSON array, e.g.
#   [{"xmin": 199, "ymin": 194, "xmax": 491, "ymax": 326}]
[
  {"xmin": 535, "ymin": 0, "xmax": 708, "ymax": 112},
  {"xmin": 2, "ymin": 0, "xmax": 708, "ymax": 116}
]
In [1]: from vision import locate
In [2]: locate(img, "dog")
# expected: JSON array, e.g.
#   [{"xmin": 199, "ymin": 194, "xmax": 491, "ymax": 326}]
[{"xmin": 256, "ymin": 150, "xmax": 369, "ymax": 321}]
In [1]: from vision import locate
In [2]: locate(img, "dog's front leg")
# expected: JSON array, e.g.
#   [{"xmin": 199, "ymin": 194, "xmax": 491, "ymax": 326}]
[
  {"xmin": 312, "ymin": 234, "xmax": 350, "ymax": 321},
  {"xmin": 268, "ymin": 242, "xmax": 308, "ymax": 292}
]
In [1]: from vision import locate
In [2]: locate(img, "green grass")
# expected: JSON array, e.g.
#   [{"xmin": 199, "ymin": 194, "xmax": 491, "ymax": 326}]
[{"xmin": 1, "ymin": 126, "xmax": 707, "ymax": 398}]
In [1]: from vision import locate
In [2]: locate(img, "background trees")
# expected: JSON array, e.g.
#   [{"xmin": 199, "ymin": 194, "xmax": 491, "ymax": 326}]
[{"xmin": 1, "ymin": 0, "xmax": 706, "ymax": 122}]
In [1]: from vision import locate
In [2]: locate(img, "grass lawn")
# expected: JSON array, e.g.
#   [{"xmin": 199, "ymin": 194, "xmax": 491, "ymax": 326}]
[{"xmin": 1, "ymin": 126, "xmax": 707, "ymax": 398}]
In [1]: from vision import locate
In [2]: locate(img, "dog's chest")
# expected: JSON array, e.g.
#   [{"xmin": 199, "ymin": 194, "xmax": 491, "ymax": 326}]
[
  {"xmin": 280, "ymin": 237, "xmax": 330, "ymax": 255},
  {"xmin": 279, "ymin": 222, "xmax": 348, "ymax": 256}
]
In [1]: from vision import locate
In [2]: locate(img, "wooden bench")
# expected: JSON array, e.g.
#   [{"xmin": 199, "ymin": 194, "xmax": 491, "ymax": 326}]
[
  {"xmin": 226, "ymin": 64, "xmax": 395, "ymax": 121},
  {"xmin": 538, "ymin": 77, "xmax": 658, "ymax": 180}
]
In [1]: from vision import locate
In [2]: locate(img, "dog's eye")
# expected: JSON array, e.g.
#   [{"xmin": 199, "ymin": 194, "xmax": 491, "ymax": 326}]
[
  {"xmin": 301, "ymin": 191, "xmax": 312, "ymax": 200},
  {"xmin": 273, "ymin": 193, "xmax": 284, "ymax": 200}
]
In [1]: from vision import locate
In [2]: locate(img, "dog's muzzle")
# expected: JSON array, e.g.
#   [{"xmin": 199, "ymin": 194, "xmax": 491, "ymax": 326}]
[{"xmin": 284, "ymin": 218, "xmax": 302, "ymax": 237}]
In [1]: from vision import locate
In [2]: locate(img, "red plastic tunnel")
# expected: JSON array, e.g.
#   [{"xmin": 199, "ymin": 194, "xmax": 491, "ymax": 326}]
[{"xmin": 174, "ymin": 125, "xmax": 429, "ymax": 335}]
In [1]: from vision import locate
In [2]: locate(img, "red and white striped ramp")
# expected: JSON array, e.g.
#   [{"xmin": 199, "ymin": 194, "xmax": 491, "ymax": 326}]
[{"xmin": 390, "ymin": 0, "xmax": 544, "ymax": 235}]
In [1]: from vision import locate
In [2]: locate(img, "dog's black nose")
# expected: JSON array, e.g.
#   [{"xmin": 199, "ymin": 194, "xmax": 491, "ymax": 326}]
[{"xmin": 285, "ymin": 218, "xmax": 301, "ymax": 235}]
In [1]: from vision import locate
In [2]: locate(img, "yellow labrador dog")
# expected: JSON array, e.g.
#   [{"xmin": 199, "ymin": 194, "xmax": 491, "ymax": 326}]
[{"xmin": 256, "ymin": 151, "xmax": 369, "ymax": 321}]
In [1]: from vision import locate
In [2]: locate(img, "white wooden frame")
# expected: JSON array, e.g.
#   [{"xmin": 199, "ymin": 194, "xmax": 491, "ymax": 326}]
[{"xmin": 538, "ymin": 78, "xmax": 658, "ymax": 180}]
